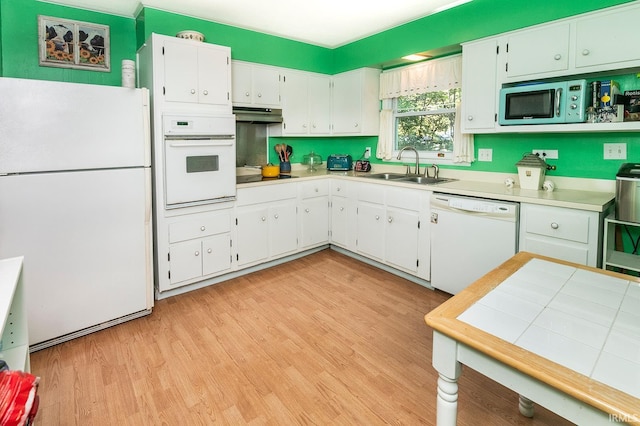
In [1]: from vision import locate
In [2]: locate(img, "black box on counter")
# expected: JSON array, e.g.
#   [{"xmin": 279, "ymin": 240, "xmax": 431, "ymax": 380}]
[{"xmin": 623, "ymin": 90, "xmax": 640, "ymax": 121}]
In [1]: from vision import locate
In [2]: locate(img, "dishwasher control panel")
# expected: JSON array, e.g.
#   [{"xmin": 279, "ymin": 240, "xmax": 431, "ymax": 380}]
[{"xmin": 449, "ymin": 197, "xmax": 511, "ymax": 213}]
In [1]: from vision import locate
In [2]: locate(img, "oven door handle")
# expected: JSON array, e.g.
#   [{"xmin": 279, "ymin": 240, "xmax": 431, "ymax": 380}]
[{"xmin": 168, "ymin": 140, "xmax": 234, "ymax": 148}]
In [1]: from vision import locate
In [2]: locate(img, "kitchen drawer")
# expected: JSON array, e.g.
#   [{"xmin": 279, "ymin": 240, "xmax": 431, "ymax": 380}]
[
  {"xmin": 358, "ymin": 182, "xmax": 384, "ymax": 204},
  {"xmin": 236, "ymin": 182, "xmax": 297, "ymax": 206},
  {"xmin": 386, "ymin": 187, "xmax": 422, "ymax": 211},
  {"xmin": 331, "ymin": 180, "xmax": 349, "ymax": 197},
  {"xmin": 522, "ymin": 235, "xmax": 589, "ymax": 265},
  {"xmin": 521, "ymin": 204, "xmax": 591, "ymax": 244},
  {"xmin": 300, "ymin": 180, "xmax": 329, "ymax": 199},
  {"xmin": 169, "ymin": 211, "xmax": 231, "ymax": 243}
]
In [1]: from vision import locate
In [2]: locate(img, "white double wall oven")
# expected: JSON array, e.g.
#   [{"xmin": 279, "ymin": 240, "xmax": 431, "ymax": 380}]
[{"xmin": 163, "ymin": 113, "xmax": 236, "ymax": 208}]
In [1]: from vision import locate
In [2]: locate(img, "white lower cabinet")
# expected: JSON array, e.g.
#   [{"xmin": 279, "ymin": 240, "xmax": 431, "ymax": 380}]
[
  {"xmin": 354, "ymin": 182, "xmax": 430, "ymax": 280},
  {"xmin": 356, "ymin": 201, "xmax": 386, "ymax": 260},
  {"xmin": 299, "ymin": 180, "xmax": 330, "ymax": 249},
  {"xmin": 235, "ymin": 186, "xmax": 298, "ymax": 267},
  {"xmin": 519, "ymin": 203, "xmax": 603, "ymax": 267},
  {"xmin": 167, "ymin": 210, "xmax": 233, "ymax": 286},
  {"xmin": 330, "ymin": 180, "xmax": 356, "ymax": 250}
]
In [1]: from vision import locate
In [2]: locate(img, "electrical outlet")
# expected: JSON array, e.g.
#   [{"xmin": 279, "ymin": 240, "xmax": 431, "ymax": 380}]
[
  {"xmin": 532, "ymin": 149, "xmax": 559, "ymax": 160},
  {"xmin": 604, "ymin": 143, "xmax": 627, "ymax": 160},
  {"xmin": 478, "ymin": 148, "xmax": 492, "ymax": 162},
  {"xmin": 364, "ymin": 147, "xmax": 371, "ymax": 159}
]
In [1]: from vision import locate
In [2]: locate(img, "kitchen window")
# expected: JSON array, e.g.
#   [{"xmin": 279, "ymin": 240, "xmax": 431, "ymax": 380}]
[
  {"xmin": 378, "ymin": 54, "xmax": 473, "ymax": 164},
  {"xmin": 394, "ymin": 88, "xmax": 461, "ymax": 161}
]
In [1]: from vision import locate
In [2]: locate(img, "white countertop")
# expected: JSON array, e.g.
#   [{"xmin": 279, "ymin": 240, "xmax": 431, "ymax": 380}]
[
  {"xmin": 457, "ymin": 257, "xmax": 640, "ymax": 399},
  {"xmin": 237, "ymin": 165, "xmax": 615, "ymax": 212}
]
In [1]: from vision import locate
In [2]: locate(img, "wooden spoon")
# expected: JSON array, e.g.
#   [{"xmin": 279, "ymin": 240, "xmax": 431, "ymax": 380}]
[{"xmin": 275, "ymin": 144, "xmax": 282, "ymax": 162}]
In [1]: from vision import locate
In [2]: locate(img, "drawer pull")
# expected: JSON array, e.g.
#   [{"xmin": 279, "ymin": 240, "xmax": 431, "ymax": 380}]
[
  {"xmin": 274, "ymin": 214, "xmax": 279, "ymax": 219},
  {"xmin": 550, "ymin": 222, "xmax": 559, "ymax": 229},
  {"xmin": 261, "ymin": 216, "xmax": 266, "ymax": 221},
  {"xmin": 554, "ymin": 54, "xmax": 561, "ymax": 60},
  {"xmin": 388, "ymin": 217, "xmax": 393, "ymax": 223},
  {"xmin": 305, "ymin": 208, "xmax": 310, "ymax": 213},
  {"xmin": 207, "ymin": 248, "xmax": 212, "ymax": 254},
  {"xmin": 375, "ymin": 215, "xmax": 380, "ymax": 221},
  {"xmin": 582, "ymin": 49, "xmax": 590, "ymax": 56},
  {"xmin": 195, "ymin": 251, "xmax": 200, "ymax": 256},
  {"xmin": 200, "ymin": 226, "xmax": 206, "ymax": 231},
  {"xmin": 340, "ymin": 207, "xmax": 344, "ymax": 212}
]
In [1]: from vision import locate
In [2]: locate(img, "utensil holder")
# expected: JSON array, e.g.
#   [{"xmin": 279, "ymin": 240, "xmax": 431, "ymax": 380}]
[{"xmin": 280, "ymin": 161, "xmax": 291, "ymax": 174}]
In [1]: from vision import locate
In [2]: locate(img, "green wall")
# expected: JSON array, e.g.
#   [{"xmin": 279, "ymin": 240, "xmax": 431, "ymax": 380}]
[
  {"xmin": 0, "ymin": 0, "xmax": 136, "ymax": 85},
  {"xmin": 1, "ymin": 0, "xmax": 639, "ymax": 181},
  {"xmin": 136, "ymin": 8, "xmax": 334, "ymax": 73}
]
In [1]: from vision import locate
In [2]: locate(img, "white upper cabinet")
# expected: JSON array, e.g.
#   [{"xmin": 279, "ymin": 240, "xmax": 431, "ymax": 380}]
[
  {"xmin": 504, "ymin": 22, "xmax": 570, "ymax": 80},
  {"xmin": 574, "ymin": 4, "xmax": 640, "ymax": 71},
  {"xmin": 231, "ymin": 60, "xmax": 281, "ymax": 108},
  {"xmin": 280, "ymin": 69, "xmax": 331, "ymax": 135},
  {"xmin": 138, "ymin": 33, "xmax": 232, "ymax": 113},
  {"xmin": 461, "ymin": 2, "xmax": 640, "ymax": 134},
  {"xmin": 461, "ymin": 38, "xmax": 499, "ymax": 133},
  {"xmin": 163, "ymin": 38, "xmax": 231, "ymax": 107},
  {"xmin": 331, "ymin": 68, "xmax": 380, "ymax": 136},
  {"xmin": 278, "ymin": 67, "xmax": 379, "ymax": 136},
  {"xmin": 499, "ymin": 2, "xmax": 640, "ymax": 83}
]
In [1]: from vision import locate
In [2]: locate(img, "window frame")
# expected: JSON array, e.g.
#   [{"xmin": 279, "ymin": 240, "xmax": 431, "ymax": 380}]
[{"xmin": 390, "ymin": 89, "xmax": 460, "ymax": 165}]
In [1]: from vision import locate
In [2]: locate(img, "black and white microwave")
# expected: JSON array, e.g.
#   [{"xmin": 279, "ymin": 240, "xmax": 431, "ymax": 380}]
[{"xmin": 498, "ymin": 79, "xmax": 587, "ymax": 125}]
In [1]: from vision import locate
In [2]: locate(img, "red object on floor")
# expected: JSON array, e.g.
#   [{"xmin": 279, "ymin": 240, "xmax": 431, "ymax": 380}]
[{"xmin": 0, "ymin": 370, "xmax": 40, "ymax": 426}]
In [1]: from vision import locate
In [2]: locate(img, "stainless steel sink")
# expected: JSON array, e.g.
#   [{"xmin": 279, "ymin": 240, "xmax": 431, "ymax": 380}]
[
  {"xmin": 365, "ymin": 173, "xmax": 408, "ymax": 180},
  {"xmin": 396, "ymin": 176, "xmax": 457, "ymax": 185}
]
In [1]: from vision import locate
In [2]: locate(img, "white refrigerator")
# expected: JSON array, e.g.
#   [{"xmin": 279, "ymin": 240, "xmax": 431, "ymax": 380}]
[{"xmin": 0, "ymin": 77, "xmax": 154, "ymax": 351}]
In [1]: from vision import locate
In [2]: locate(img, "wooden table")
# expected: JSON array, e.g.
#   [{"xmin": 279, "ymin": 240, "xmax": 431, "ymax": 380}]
[{"xmin": 425, "ymin": 252, "xmax": 640, "ymax": 425}]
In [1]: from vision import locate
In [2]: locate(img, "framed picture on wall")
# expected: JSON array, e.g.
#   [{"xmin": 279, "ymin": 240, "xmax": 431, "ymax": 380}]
[{"xmin": 38, "ymin": 15, "xmax": 110, "ymax": 72}]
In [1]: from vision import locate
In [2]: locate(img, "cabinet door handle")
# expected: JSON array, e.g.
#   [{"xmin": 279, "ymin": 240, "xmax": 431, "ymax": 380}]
[
  {"xmin": 354, "ymin": 123, "xmax": 359, "ymax": 128},
  {"xmin": 550, "ymin": 222, "xmax": 559, "ymax": 229},
  {"xmin": 195, "ymin": 251, "xmax": 200, "ymax": 256},
  {"xmin": 554, "ymin": 54, "xmax": 561, "ymax": 60},
  {"xmin": 274, "ymin": 214, "xmax": 279, "ymax": 219},
  {"xmin": 375, "ymin": 215, "xmax": 380, "ymax": 220},
  {"xmin": 200, "ymin": 226, "xmax": 206, "ymax": 231},
  {"xmin": 388, "ymin": 217, "xmax": 393, "ymax": 223},
  {"xmin": 467, "ymin": 115, "xmax": 473, "ymax": 121},
  {"xmin": 245, "ymin": 92, "xmax": 250, "ymax": 97},
  {"xmin": 337, "ymin": 187, "xmax": 341, "ymax": 192},
  {"xmin": 340, "ymin": 207, "xmax": 344, "ymax": 212},
  {"xmin": 261, "ymin": 216, "xmax": 266, "ymax": 221},
  {"xmin": 582, "ymin": 49, "xmax": 590, "ymax": 56},
  {"xmin": 190, "ymin": 89, "xmax": 196, "ymax": 94},
  {"xmin": 203, "ymin": 90, "xmax": 208, "ymax": 95},
  {"xmin": 207, "ymin": 248, "xmax": 212, "ymax": 254},
  {"xmin": 305, "ymin": 208, "xmax": 310, "ymax": 213},
  {"xmin": 257, "ymin": 93, "xmax": 262, "ymax": 98}
]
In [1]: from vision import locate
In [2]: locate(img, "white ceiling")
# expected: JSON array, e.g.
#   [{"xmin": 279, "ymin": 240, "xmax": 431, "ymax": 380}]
[{"xmin": 40, "ymin": 0, "xmax": 470, "ymax": 48}]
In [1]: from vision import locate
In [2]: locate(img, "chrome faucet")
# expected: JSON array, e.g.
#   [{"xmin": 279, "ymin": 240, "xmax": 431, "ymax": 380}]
[
  {"xmin": 425, "ymin": 164, "xmax": 439, "ymax": 179},
  {"xmin": 396, "ymin": 146, "xmax": 420, "ymax": 175}
]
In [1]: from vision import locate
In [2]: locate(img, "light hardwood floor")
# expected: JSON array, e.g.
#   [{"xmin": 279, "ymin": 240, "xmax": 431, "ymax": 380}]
[{"xmin": 30, "ymin": 249, "xmax": 573, "ymax": 425}]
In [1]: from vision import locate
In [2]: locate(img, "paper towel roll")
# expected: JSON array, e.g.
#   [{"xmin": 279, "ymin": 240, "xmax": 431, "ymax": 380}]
[{"xmin": 122, "ymin": 60, "xmax": 135, "ymax": 88}]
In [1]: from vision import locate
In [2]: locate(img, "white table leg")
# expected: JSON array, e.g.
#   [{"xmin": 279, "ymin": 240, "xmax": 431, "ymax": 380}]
[
  {"xmin": 432, "ymin": 331, "xmax": 463, "ymax": 426},
  {"xmin": 519, "ymin": 394, "xmax": 535, "ymax": 418},
  {"xmin": 437, "ymin": 373, "xmax": 459, "ymax": 426}
]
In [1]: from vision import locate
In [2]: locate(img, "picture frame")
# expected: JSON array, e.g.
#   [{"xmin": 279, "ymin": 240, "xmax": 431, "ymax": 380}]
[{"xmin": 38, "ymin": 15, "xmax": 110, "ymax": 72}]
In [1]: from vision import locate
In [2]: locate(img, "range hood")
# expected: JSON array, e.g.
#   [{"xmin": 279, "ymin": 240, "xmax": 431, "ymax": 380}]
[{"xmin": 233, "ymin": 106, "xmax": 283, "ymax": 123}]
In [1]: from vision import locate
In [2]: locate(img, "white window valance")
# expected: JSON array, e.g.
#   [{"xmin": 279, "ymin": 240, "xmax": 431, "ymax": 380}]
[{"xmin": 379, "ymin": 54, "xmax": 462, "ymax": 99}]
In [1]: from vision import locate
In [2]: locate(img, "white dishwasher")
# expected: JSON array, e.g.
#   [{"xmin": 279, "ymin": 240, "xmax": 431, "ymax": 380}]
[{"xmin": 430, "ymin": 193, "xmax": 519, "ymax": 295}]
